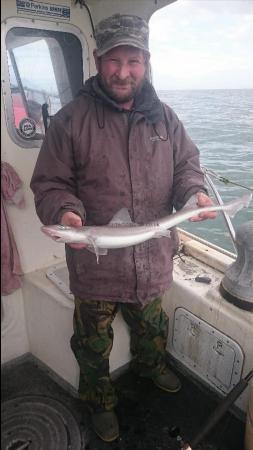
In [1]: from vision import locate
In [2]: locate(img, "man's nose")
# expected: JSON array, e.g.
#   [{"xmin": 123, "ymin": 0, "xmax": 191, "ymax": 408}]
[{"xmin": 116, "ymin": 63, "xmax": 131, "ymax": 79}]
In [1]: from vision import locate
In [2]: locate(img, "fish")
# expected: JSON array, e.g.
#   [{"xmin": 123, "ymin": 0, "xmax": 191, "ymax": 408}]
[{"xmin": 41, "ymin": 193, "xmax": 252, "ymax": 263}]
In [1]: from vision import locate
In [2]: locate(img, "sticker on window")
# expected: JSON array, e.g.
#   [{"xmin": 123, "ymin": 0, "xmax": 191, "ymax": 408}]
[
  {"xmin": 16, "ymin": 1, "xmax": 70, "ymax": 20},
  {"xmin": 18, "ymin": 117, "xmax": 37, "ymax": 138}
]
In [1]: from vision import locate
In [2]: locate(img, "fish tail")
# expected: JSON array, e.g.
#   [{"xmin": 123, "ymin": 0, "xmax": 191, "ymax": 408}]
[{"xmin": 223, "ymin": 193, "xmax": 252, "ymax": 218}]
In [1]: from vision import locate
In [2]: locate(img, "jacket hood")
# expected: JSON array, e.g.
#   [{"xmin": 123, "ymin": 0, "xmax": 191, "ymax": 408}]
[{"xmin": 78, "ymin": 75, "xmax": 164, "ymax": 125}]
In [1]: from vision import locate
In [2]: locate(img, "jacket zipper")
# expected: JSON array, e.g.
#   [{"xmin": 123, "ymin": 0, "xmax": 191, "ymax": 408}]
[{"xmin": 127, "ymin": 110, "xmax": 140, "ymax": 299}]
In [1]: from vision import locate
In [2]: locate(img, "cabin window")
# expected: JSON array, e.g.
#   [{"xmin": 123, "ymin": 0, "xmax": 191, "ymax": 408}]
[{"xmin": 4, "ymin": 25, "xmax": 85, "ymax": 147}]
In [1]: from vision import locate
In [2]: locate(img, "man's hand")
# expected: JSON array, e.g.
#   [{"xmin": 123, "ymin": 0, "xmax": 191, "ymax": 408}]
[
  {"xmin": 60, "ymin": 211, "xmax": 86, "ymax": 249},
  {"xmin": 189, "ymin": 192, "xmax": 217, "ymax": 222}
]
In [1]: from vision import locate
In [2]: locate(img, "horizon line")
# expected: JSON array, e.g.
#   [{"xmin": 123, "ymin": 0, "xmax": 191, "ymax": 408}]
[{"xmin": 156, "ymin": 87, "xmax": 253, "ymax": 91}]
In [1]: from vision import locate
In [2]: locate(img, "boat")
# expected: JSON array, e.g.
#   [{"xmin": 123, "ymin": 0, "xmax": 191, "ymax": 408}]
[{"xmin": 1, "ymin": 1, "xmax": 252, "ymax": 449}]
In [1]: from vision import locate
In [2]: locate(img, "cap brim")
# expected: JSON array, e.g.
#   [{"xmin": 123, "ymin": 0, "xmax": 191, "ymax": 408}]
[{"xmin": 96, "ymin": 37, "xmax": 149, "ymax": 57}]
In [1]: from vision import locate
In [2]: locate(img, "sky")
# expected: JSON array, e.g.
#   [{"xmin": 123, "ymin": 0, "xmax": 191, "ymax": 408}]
[{"xmin": 149, "ymin": 0, "xmax": 253, "ymax": 90}]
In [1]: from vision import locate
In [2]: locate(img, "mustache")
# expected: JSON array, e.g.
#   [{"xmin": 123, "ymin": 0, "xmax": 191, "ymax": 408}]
[{"xmin": 111, "ymin": 78, "xmax": 135, "ymax": 86}]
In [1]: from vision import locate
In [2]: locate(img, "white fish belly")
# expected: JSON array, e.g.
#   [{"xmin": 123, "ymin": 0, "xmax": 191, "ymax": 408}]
[{"xmin": 94, "ymin": 229, "xmax": 156, "ymax": 249}]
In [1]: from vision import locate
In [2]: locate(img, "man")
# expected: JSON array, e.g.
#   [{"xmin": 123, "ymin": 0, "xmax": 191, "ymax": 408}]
[{"xmin": 30, "ymin": 14, "xmax": 216, "ymax": 443}]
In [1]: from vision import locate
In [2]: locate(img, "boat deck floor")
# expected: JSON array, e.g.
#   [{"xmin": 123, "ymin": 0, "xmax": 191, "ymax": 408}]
[{"xmin": 1, "ymin": 354, "xmax": 245, "ymax": 450}]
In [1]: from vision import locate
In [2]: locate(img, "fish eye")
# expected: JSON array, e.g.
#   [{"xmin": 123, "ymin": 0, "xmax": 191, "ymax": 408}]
[{"xmin": 58, "ymin": 225, "xmax": 70, "ymax": 230}]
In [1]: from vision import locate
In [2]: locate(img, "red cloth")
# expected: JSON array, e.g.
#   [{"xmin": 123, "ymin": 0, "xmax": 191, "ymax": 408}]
[{"xmin": 1, "ymin": 162, "xmax": 24, "ymax": 295}]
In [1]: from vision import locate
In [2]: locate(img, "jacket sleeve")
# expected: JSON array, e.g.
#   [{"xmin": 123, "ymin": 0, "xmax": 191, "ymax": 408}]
[
  {"xmin": 168, "ymin": 108, "xmax": 208, "ymax": 210},
  {"xmin": 30, "ymin": 111, "xmax": 85, "ymax": 225}
]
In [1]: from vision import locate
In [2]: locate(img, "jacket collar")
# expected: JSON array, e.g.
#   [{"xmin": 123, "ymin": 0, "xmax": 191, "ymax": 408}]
[{"xmin": 78, "ymin": 75, "xmax": 164, "ymax": 125}]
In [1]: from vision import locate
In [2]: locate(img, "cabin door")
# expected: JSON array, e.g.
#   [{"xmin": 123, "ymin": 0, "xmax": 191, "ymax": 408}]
[{"xmin": 1, "ymin": 0, "xmax": 95, "ymax": 271}]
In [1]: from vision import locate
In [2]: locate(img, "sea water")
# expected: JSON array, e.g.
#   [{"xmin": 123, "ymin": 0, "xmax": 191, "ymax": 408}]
[{"xmin": 158, "ymin": 89, "xmax": 253, "ymax": 252}]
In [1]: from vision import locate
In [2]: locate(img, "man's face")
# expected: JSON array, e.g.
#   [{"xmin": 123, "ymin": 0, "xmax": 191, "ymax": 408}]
[{"xmin": 95, "ymin": 46, "xmax": 148, "ymax": 107}]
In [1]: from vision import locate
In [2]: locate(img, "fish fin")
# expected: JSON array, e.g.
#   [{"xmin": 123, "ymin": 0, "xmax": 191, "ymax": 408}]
[
  {"xmin": 108, "ymin": 208, "xmax": 136, "ymax": 226},
  {"xmin": 224, "ymin": 193, "xmax": 252, "ymax": 218},
  {"xmin": 86, "ymin": 237, "xmax": 108, "ymax": 264},
  {"xmin": 154, "ymin": 230, "xmax": 171, "ymax": 238}
]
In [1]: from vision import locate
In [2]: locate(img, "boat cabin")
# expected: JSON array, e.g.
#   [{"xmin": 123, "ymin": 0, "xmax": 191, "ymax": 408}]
[{"xmin": 1, "ymin": 1, "xmax": 252, "ymax": 449}]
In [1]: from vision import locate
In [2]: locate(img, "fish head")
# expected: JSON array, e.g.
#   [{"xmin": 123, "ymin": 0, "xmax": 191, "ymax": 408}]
[{"xmin": 41, "ymin": 225, "xmax": 74, "ymax": 242}]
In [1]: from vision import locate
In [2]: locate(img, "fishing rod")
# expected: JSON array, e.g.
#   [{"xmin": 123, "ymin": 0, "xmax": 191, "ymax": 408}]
[
  {"xmin": 203, "ymin": 168, "xmax": 253, "ymax": 192},
  {"xmin": 170, "ymin": 369, "xmax": 253, "ymax": 450}
]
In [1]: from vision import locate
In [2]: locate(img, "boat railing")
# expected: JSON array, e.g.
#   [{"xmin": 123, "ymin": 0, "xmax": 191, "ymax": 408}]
[{"xmin": 202, "ymin": 167, "xmax": 253, "ymax": 254}]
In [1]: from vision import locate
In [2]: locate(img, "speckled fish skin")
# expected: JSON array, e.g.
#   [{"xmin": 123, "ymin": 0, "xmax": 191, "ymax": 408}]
[{"xmin": 41, "ymin": 193, "xmax": 252, "ymax": 248}]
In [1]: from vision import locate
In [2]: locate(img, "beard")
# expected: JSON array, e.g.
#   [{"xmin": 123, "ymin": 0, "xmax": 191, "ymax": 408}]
[{"xmin": 99, "ymin": 75, "xmax": 145, "ymax": 105}]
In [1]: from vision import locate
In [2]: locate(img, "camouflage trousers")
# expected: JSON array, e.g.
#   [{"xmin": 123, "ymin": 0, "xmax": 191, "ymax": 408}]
[{"xmin": 70, "ymin": 297, "xmax": 168, "ymax": 412}]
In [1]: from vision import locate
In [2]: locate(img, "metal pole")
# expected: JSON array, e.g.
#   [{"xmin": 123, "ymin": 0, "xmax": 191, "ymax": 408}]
[{"xmin": 203, "ymin": 170, "xmax": 237, "ymax": 253}]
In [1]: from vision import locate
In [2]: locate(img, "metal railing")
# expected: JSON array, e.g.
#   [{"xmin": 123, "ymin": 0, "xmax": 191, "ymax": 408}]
[{"xmin": 202, "ymin": 167, "xmax": 253, "ymax": 254}]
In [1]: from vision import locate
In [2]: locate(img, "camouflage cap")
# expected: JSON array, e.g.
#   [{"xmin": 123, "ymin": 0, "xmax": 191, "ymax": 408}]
[{"xmin": 94, "ymin": 14, "xmax": 149, "ymax": 57}]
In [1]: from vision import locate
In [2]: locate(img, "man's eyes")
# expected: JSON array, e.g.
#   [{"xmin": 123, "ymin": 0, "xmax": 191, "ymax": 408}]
[{"xmin": 107, "ymin": 59, "xmax": 141, "ymax": 65}]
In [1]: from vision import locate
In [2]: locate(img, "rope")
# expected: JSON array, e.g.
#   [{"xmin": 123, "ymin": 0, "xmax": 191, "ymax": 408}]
[{"xmin": 202, "ymin": 168, "xmax": 253, "ymax": 192}]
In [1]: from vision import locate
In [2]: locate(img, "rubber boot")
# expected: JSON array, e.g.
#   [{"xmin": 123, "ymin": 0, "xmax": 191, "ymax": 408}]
[
  {"xmin": 91, "ymin": 410, "xmax": 119, "ymax": 442},
  {"xmin": 153, "ymin": 367, "xmax": 181, "ymax": 393}
]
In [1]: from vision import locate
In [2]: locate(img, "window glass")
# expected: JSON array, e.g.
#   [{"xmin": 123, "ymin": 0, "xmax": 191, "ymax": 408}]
[{"xmin": 5, "ymin": 27, "xmax": 83, "ymax": 142}]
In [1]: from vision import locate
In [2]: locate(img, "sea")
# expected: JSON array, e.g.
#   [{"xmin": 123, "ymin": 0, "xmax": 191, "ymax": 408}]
[{"xmin": 158, "ymin": 89, "xmax": 253, "ymax": 253}]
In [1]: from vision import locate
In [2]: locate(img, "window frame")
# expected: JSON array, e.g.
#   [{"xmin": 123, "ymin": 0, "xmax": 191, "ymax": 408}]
[{"xmin": 1, "ymin": 17, "xmax": 89, "ymax": 148}]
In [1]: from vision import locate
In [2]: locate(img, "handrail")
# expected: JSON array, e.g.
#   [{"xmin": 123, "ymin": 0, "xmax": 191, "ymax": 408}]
[{"xmin": 202, "ymin": 167, "xmax": 237, "ymax": 254}]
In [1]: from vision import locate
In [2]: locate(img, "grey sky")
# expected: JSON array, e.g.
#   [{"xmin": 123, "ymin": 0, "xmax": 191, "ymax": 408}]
[{"xmin": 149, "ymin": 0, "xmax": 253, "ymax": 89}]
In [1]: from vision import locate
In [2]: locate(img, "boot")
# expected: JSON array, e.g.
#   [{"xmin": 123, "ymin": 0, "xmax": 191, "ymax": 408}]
[
  {"xmin": 91, "ymin": 410, "xmax": 119, "ymax": 442},
  {"xmin": 152, "ymin": 367, "xmax": 181, "ymax": 393}
]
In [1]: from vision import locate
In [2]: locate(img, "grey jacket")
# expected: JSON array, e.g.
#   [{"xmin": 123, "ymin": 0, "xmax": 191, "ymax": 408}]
[{"xmin": 31, "ymin": 76, "xmax": 206, "ymax": 306}]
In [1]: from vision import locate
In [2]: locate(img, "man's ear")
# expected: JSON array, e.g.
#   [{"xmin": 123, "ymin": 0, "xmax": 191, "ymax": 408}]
[{"xmin": 93, "ymin": 49, "xmax": 100, "ymax": 72}]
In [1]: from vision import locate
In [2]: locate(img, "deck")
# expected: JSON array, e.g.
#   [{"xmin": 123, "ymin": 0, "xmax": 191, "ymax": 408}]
[{"xmin": 1, "ymin": 353, "xmax": 245, "ymax": 450}]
